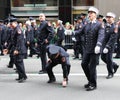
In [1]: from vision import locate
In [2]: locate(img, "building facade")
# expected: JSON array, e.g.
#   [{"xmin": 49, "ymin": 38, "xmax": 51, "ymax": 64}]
[{"xmin": 0, "ymin": 0, "xmax": 120, "ymax": 23}]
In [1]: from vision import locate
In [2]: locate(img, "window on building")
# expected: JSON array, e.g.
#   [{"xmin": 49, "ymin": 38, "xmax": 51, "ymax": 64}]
[
  {"xmin": 11, "ymin": 0, "xmax": 58, "ymax": 7},
  {"xmin": 73, "ymin": 0, "xmax": 94, "ymax": 6}
]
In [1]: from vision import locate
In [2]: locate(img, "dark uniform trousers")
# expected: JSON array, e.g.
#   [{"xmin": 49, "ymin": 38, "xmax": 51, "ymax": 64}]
[
  {"xmin": 46, "ymin": 57, "xmax": 70, "ymax": 80},
  {"xmin": 73, "ymin": 41, "xmax": 81, "ymax": 58},
  {"xmin": 8, "ymin": 54, "xmax": 15, "ymax": 67},
  {"xmin": 80, "ymin": 21, "xmax": 105, "ymax": 87},
  {"xmin": 101, "ymin": 51, "xmax": 118, "ymax": 75},
  {"xmin": 14, "ymin": 54, "xmax": 27, "ymax": 79},
  {"xmin": 37, "ymin": 20, "xmax": 54, "ymax": 71},
  {"xmin": 81, "ymin": 53, "xmax": 98, "ymax": 86},
  {"xmin": 101, "ymin": 23, "xmax": 118, "ymax": 75},
  {"xmin": 8, "ymin": 25, "xmax": 27, "ymax": 80},
  {"xmin": 39, "ymin": 43, "xmax": 47, "ymax": 71}
]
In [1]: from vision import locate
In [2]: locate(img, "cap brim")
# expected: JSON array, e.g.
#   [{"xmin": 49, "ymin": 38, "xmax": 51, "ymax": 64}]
[{"xmin": 88, "ymin": 11, "xmax": 96, "ymax": 14}]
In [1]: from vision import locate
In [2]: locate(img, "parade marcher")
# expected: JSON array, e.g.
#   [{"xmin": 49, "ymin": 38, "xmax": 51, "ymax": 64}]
[
  {"xmin": 101, "ymin": 12, "xmax": 119, "ymax": 79},
  {"xmin": 50, "ymin": 22, "xmax": 58, "ymax": 44},
  {"xmin": 80, "ymin": 13, "xmax": 87, "ymax": 25},
  {"xmin": 73, "ymin": 15, "xmax": 84, "ymax": 59},
  {"xmin": 37, "ymin": 13, "xmax": 54, "ymax": 74},
  {"xmin": 97, "ymin": 15, "xmax": 104, "ymax": 23},
  {"xmin": 3, "ymin": 17, "xmax": 27, "ymax": 83},
  {"xmin": 0, "ymin": 19, "xmax": 7, "ymax": 55},
  {"xmin": 30, "ymin": 18, "xmax": 39, "ymax": 57},
  {"xmin": 4, "ymin": 21, "xmax": 14, "ymax": 68},
  {"xmin": 25, "ymin": 20, "xmax": 35, "ymax": 57},
  {"xmin": 46, "ymin": 44, "xmax": 71, "ymax": 87},
  {"xmin": 55, "ymin": 20, "xmax": 65, "ymax": 48},
  {"xmin": 77, "ymin": 7, "xmax": 105, "ymax": 91}
]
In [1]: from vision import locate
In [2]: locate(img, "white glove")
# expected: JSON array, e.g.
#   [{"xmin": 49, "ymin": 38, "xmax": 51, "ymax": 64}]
[
  {"xmin": 103, "ymin": 48, "xmax": 108, "ymax": 54},
  {"xmin": 94, "ymin": 46, "xmax": 100, "ymax": 54},
  {"xmin": 72, "ymin": 37, "xmax": 76, "ymax": 42}
]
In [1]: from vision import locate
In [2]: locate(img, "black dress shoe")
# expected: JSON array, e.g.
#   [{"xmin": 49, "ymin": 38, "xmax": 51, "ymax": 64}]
[
  {"xmin": 114, "ymin": 65, "xmax": 119, "ymax": 73},
  {"xmin": 28, "ymin": 54, "xmax": 33, "ymax": 57},
  {"xmin": 73, "ymin": 57, "xmax": 79, "ymax": 60},
  {"xmin": 38, "ymin": 70, "xmax": 46, "ymax": 74},
  {"xmin": 7, "ymin": 65, "xmax": 13, "ymax": 68},
  {"xmin": 16, "ymin": 76, "xmax": 27, "ymax": 81},
  {"xmin": 84, "ymin": 83, "xmax": 90, "ymax": 88},
  {"xmin": 15, "ymin": 78, "xmax": 20, "ymax": 81},
  {"xmin": 114, "ymin": 56, "xmax": 120, "ymax": 58},
  {"xmin": 47, "ymin": 78, "xmax": 56, "ymax": 83},
  {"xmin": 106, "ymin": 74, "xmax": 113, "ymax": 79},
  {"xmin": 86, "ymin": 85, "xmax": 97, "ymax": 91},
  {"xmin": 18, "ymin": 78, "xmax": 26, "ymax": 83},
  {"xmin": 24, "ymin": 76, "xmax": 27, "ymax": 80}
]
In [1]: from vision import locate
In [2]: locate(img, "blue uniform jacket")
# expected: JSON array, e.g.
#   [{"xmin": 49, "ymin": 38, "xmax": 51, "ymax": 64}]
[
  {"xmin": 102, "ymin": 23, "xmax": 118, "ymax": 52},
  {"xmin": 37, "ymin": 21, "xmax": 54, "ymax": 44},
  {"xmin": 75, "ymin": 20, "xmax": 105, "ymax": 53},
  {"xmin": 8, "ymin": 25, "xmax": 27, "ymax": 54}
]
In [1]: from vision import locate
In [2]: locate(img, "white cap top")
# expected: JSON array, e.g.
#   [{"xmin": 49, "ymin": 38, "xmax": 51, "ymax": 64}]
[
  {"xmin": 58, "ymin": 20, "xmax": 63, "ymax": 24},
  {"xmin": 31, "ymin": 19, "xmax": 36, "ymax": 23},
  {"xmin": 25, "ymin": 20, "xmax": 31, "ymax": 25},
  {"xmin": 88, "ymin": 7, "xmax": 99, "ymax": 15},
  {"xmin": 106, "ymin": 12, "xmax": 116, "ymax": 18}
]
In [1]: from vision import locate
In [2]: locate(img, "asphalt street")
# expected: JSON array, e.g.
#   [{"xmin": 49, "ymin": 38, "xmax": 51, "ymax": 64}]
[{"xmin": 0, "ymin": 49, "xmax": 120, "ymax": 100}]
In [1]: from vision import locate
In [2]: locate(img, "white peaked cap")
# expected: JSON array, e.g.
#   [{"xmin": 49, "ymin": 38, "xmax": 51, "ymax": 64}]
[
  {"xmin": 106, "ymin": 12, "xmax": 116, "ymax": 18},
  {"xmin": 31, "ymin": 19, "xmax": 36, "ymax": 23},
  {"xmin": 58, "ymin": 20, "xmax": 63, "ymax": 24},
  {"xmin": 25, "ymin": 20, "xmax": 31, "ymax": 25},
  {"xmin": 88, "ymin": 7, "xmax": 99, "ymax": 15}
]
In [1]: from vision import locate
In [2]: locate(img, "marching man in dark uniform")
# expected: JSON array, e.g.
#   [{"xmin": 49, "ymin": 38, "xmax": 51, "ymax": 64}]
[
  {"xmin": 4, "ymin": 21, "xmax": 14, "ymax": 68},
  {"xmin": 3, "ymin": 17, "xmax": 27, "ymax": 83},
  {"xmin": 55, "ymin": 20, "xmax": 65, "ymax": 47},
  {"xmin": 77, "ymin": 7, "xmax": 105, "ymax": 91},
  {"xmin": 25, "ymin": 20, "xmax": 34, "ymax": 57},
  {"xmin": 45, "ymin": 44, "xmax": 71, "ymax": 87},
  {"xmin": 73, "ymin": 15, "xmax": 84, "ymax": 59},
  {"xmin": 0, "ymin": 19, "xmax": 7, "ymax": 55},
  {"xmin": 101, "ymin": 12, "xmax": 119, "ymax": 79},
  {"xmin": 37, "ymin": 13, "xmax": 54, "ymax": 74}
]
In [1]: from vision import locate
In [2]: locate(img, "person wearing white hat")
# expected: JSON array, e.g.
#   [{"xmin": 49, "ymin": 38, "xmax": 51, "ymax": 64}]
[
  {"xmin": 55, "ymin": 19, "xmax": 65, "ymax": 47},
  {"xmin": 106, "ymin": 12, "xmax": 116, "ymax": 19},
  {"xmin": 76, "ymin": 6, "xmax": 105, "ymax": 91},
  {"xmin": 88, "ymin": 6, "xmax": 99, "ymax": 15},
  {"xmin": 101, "ymin": 12, "xmax": 119, "ymax": 79},
  {"xmin": 25, "ymin": 19, "xmax": 35, "ymax": 58}
]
